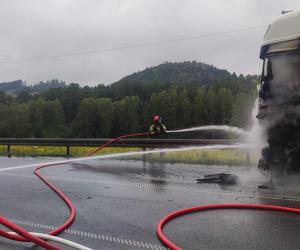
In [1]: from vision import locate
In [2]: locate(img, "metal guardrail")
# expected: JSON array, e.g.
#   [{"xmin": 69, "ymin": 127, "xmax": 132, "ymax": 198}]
[
  {"xmin": 0, "ymin": 138, "xmax": 239, "ymax": 157},
  {"xmin": 0, "ymin": 138, "xmax": 238, "ymax": 147}
]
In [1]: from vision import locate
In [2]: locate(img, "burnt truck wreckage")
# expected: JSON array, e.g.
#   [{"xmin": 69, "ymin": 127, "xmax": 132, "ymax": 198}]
[{"xmin": 257, "ymin": 11, "xmax": 300, "ymax": 174}]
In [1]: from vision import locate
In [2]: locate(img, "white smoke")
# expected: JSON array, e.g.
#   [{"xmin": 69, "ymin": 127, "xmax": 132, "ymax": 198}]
[
  {"xmin": 265, "ymin": 54, "xmax": 300, "ymax": 128},
  {"xmin": 247, "ymin": 98, "xmax": 267, "ymax": 148},
  {"xmin": 256, "ymin": 53, "xmax": 300, "ymax": 174}
]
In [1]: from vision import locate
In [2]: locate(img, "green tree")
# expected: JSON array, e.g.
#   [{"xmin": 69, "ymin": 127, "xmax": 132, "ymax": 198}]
[
  {"xmin": 73, "ymin": 97, "xmax": 113, "ymax": 138},
  {"xmin": 231, "ymin": 93, "xmax": 256, "ymax": 128},
  {"xmin": 174, "ymin": 88, "xmax": 192, "ymax": 128},
  {"xmin": 29, "ymin": 98, "xmax": 66, "ymax": 137},
  {"xmin": 112, "ymin": 96, "xmax": 141, "ymax": 135},
  {"xmin": 16, "ymin": 89, "xmax": 32, "ymax": 103},
  {"xmin": 203, "ymin": 89, "xmax": 217, "ymax": 124},
  {"xmin": 29, "ymin": 98, "xmax": 45, "ymax": 137},
  {"xmin": 0, "ymin": 103, "xmax": 32, "ymax": 137},
  {"xmin": 215, "ymin": 88, "xmax": 233, "ymax": 124},
  {"xmin": 61, "ymin": 83, "xmax": 82, "ymax": 124},
  {"xmin": 0, "ymin": 105, "xmax": 9, "ymax": 137},
  {"xmin": 97, "ymin": 98, "xmax": 113, "ymax": 137},
  {"xmin": 0, "ymin": 91, "xmax": 13, "ymax": 105},
  {"xmin": 192, "ymin": 87, "xmax": 205, "ymax": 125},
  {"xmin": 72, "ymin": 98, "xmax": 100, "ymax": 138},
  {"xmin": 145, "ymin": 87, "xmax": 191, "ymax": 129}
]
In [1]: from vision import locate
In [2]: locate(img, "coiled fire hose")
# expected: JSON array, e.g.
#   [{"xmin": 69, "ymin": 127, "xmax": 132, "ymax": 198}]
[
  {"xmin": 2, "ymin": 131, "xmax": 299, "ymax": 250},
  {"xmin": 156, "ymin": 198, "xmax": 300, "ymax": 249}
]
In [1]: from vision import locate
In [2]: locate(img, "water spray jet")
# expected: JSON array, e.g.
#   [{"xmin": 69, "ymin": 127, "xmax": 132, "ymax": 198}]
[{"xmin": 167, "ymin": 125, "xmax": 249, "ymax": 137}]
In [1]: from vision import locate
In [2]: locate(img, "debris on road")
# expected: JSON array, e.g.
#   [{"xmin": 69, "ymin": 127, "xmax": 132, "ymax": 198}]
[{"xmin": 196, "ymin": 173, "xmax": 239, "ymax": 185}]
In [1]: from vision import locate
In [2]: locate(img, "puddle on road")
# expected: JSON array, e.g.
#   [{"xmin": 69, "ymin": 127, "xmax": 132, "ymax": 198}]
[{"xmin": 70, "ymin": 160, "xmax": 170, "ymax": 191}]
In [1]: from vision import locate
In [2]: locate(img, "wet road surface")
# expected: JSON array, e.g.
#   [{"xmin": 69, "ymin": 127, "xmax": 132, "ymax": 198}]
[{"xmin": 0, "ymin": 156, "xmax": 300, "ymax": 249}]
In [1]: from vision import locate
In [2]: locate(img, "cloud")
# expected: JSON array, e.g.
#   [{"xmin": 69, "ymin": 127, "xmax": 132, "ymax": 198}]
[{"xmin": 0, "ymin": 0, "xmax": 300, "ymax": 85}]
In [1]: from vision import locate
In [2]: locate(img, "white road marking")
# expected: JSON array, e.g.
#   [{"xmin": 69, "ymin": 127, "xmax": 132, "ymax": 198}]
[
  {"xmin": 7, "ymin": 218, "xmax": 167, "ymax": 250},
  {"xmin": 1, "ymin": 171, "xmax": 300, "ymax": 202}
]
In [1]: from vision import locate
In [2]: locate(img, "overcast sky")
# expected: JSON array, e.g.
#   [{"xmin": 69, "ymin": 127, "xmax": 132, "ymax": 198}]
[{"xmin": 0, "ymin": 0, "xmax": 300, "ymax": 86}]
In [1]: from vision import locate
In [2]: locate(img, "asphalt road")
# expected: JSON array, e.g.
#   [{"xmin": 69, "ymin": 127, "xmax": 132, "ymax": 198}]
[{"xmin": 0, "ymin": 156, "xmax": 300, "ymax": 250}]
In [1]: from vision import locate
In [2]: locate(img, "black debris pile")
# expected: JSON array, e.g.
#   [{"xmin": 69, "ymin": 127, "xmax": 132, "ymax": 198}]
[{"xmin": 196, "ymin": 173, "xmax": 239, "ymax": 185}]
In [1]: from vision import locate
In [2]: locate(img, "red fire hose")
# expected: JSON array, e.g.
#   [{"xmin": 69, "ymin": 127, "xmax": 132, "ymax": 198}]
[
  {"xmin": 157, "ymin": 203, "xmax": 300, "ymax": 250},
  {"xmin": 2, "ymin": 130, "xmax": 299, "ymax": 250},
  {"xmin": 86, "ymin": 132, "xmax": 149, "ymax": 156},
  {"xmin": 0, "ymin": 216, "xmax": 61, "ymax": 250},
  {"xmin": 0, "ymin": 132, "xmax": 148, "ymax": 249}
]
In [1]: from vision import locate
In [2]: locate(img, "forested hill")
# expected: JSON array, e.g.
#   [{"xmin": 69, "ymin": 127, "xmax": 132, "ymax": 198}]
[
  {"xmin": 117, "ymin": 61, "xmax": 233, "ymax": 85},
  {"xmin": 0, "ymin": 80, "xmax": 25, "ymax": 93},
  {"xmin": 0, "ymin": 61, "xmax": 259, "ymax": 138},
  {"xmin": 0, "ymin": 79, "xmax": 66, "ymax": 94},
  {"xmin": 110, "ymin": 61, "xmax": 258, "ymax": 97},
  {"xmin": 1, "ymin": 62, "xmax": 257, "ymax": 97}
]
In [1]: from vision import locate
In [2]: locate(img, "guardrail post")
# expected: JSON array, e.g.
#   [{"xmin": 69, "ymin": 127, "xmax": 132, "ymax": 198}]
[
  {"xmin": 142, "ymin": 147, "xmax": 146, "ymax": 163},
  {"xmin": 7, "ymin": 145, "xmax": 11, "ymax": 158},
  {"xmin": 246, "ymin": 151, "xmax": 250, "ymax": 166},
  {"xmin": 66, "ymin": 146, "xmax": 70, "ymax": 157}
]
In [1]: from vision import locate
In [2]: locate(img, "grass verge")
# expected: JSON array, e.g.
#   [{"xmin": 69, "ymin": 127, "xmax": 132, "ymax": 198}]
[
  {"xmin": 0, "ymin": 145, "xmax": 259, "ymax": 166},
  {"xmin": 0, "ymin": 145, "xmax": 139, "ymax": 157}
]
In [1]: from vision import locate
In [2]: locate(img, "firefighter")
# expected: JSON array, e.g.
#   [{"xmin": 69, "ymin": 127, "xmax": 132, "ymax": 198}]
[{"xmin": 149, "ymin": 115, "xmax": 167, "ymax": 137}]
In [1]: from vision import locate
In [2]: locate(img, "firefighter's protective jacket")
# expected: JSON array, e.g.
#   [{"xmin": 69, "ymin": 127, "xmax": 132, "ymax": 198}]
[{"xmin": 149, "ymin": 123, "xmax": 167, "ymax": 136}]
